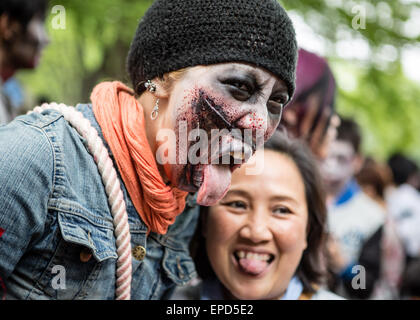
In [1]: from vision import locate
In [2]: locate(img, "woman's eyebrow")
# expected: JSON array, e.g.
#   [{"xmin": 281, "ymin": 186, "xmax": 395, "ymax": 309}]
[
  {"xmin": 270, "ymin": 195, "xmax": 299, "ymax": 206},
  {"xmin": 223, "ymin": 66, "xmax": 262, "ymax": 83},
  {"xmin": 224, "ymin": 189, "xmax": 251, "ymax": 199},
  {"xmin": 270, "ymin": 86, "xmax": 290, "ymax": 103},
  {"xmin": 271, "ymin": 80, "xmax": 288, "ymax": 93}
]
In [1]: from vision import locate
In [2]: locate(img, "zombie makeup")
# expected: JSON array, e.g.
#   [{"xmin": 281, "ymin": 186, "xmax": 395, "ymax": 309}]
[
  {"xmin": 320, "ymin": 140, "xmax": 356, "ymax": 194},
  {"xmin": 157, "ymin": 63, "xmax": 289, "ymax": 206},
  {"xmin": 175, "ymin": 88, "xmax": 256, "ymax": 206}
]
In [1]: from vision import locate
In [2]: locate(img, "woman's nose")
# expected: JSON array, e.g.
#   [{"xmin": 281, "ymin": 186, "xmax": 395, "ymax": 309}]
[
  {"xmin": 234, "ymin": 104, "xmax": 269, "ymax": 133},
  {"xmin": 238, "ymin": 210, "xmax": 273, "ymax": 243},
  {"xmin": 233, "ymin": 103, "xmax": 279, "ymax": 146}
]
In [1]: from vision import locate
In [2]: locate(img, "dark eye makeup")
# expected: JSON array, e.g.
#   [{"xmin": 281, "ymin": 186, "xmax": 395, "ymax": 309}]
[
  {"xmin": 218, "ymin": 70, "xmax": 289, "ymax": 119},
  {"xmin": 267, "ymin": 93, "xmax": 289, "ymax": 116},
  {"xmin": 220, "ymin": 74, "xmax": 262, "ymax": 102}
]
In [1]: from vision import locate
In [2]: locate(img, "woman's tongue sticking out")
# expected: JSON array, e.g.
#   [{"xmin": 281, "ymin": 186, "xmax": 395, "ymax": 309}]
[{"xmin": 196, "ymin": 163, "xmax": 232, "ymax": 206}]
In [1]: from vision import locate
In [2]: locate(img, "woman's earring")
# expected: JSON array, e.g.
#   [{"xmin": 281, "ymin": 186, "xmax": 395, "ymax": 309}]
[
  {"xmin": 143, "ymin": 80, "xmax": 159, "ymax": 120},
  {"xmin": 151, "ymin": 99, "xmax": 159, "ymax": 120},
  {"xmin": 144, "ymin": 80, "xmax": 157, "ymax": 93}
]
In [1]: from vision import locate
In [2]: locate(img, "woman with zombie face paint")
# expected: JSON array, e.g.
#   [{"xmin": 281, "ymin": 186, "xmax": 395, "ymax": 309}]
[
  {"xmin": 0, "ymin": 0, "xmax": 297, "ymax": 300},
  {"xmin": 172, "ymin": 132, "xmax": 343, "ymax": 300},
  {"xmin": 280, "ymin": 48, "xmax": 340, "ymax": 161}
]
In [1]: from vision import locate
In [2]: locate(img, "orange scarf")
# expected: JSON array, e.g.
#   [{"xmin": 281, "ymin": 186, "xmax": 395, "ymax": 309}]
[{"xmin": 91, "ymin": 81, "xmax": 187, "ymax": 235}]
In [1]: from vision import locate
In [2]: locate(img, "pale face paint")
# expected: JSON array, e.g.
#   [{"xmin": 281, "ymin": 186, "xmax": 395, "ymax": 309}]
[
  {"xmin": 157, "ymin": 62, "xmax": 289, "ymax": 205},
  {"xmin": 320, "ymin": 140, "xmax": 356, "ymax": 195}
]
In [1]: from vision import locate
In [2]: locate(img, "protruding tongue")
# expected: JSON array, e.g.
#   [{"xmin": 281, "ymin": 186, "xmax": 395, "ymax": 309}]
[
  {"xmin": 196, "ymin": 164, "xmax": 231, "ymax": 206},
  {"xmin": 239, "ymin": 258, "xmax": 268, "ymax": 276}
]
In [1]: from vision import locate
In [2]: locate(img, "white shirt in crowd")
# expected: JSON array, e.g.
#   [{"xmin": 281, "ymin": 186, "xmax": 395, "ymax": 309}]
[
  {"xmin": 386, "ymin": 184, "xmax": 420, "ymax": 258},
  {"xmin": 328, "ymin": 191, "xmax": 385, "ymax": 265}
]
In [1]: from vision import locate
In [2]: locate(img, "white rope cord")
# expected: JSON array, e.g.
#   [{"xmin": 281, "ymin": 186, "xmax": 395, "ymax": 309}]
[{"xmin": 29, "ymin": 103, "xmax": 132, "ymax": 300}]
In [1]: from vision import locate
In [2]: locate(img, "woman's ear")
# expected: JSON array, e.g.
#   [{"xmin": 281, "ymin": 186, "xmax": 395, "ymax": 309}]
[
  {"xmin": 353, "ymin": 154, "xmax": 364, "ymax": 175},
  {"xmin": 303, "ymin": 218, "xmax": 311, "ymax": 251},
  {"xmin": 152, "ymin": 76, "xmax": 171, "ymax": 100}
]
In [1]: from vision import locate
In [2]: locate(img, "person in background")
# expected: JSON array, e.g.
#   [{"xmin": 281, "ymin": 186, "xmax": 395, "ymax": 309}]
[
  {"xmin": 0, "ymin": 0, "xmax": 49, "ymax": 124},
  {"xmin": 172, "ymin": 133, "xmax": 342, "ymax": 300},
  {"xmin": 280, "ymin": 48, "xmax": 340, "ymax": 160},
  {"xmin": 400, "ymin": 258, "xmax": 420, "ymax": 300},
  {"xmin": 386, "ymin": 153, "xmax": 420, "ymax": 299},
  {"xmin": 3, "ymin": 77, "xmax": 24, "ymax": 112},
  {"xmin": 355, "ymin": 157, "xmax": 405, "ymax": 299},
  {"xmin": 386, "ymin": 153, "xmax": 420, "ymax": 260},
  {"xmin": 320, "ymin": 118, "xmax": 389, "ymax": 299}
]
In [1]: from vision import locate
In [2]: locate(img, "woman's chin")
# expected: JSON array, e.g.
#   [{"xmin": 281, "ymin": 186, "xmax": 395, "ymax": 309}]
[{"xmin": 228, "ymin": 287, "xmax": 268, "ymax": 300}]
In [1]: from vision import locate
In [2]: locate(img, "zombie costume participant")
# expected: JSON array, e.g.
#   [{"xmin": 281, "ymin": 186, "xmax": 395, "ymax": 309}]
[
  {"xmin": 387, "ymin": 154, "xmax": 420, "ymax": 259},
  {"xmin": 0, "ymin": 0, "xmax": 49, "ymax": 124},
  {"xmin": 322, "ymin": 118, "xmax": 403, "ymax": 299},
  {"xmin": 279, "ymin": 48, "xmax": 339, "ymax": 160},
  {"xmin": 0, "ymin": 0, "xmax": 297, "ymax": 300}
]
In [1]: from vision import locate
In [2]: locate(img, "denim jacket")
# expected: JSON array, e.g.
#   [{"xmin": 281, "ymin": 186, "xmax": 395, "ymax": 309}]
[{"xmin": 0, "ymin": 104, "xmax": 199, "ymax": 300}]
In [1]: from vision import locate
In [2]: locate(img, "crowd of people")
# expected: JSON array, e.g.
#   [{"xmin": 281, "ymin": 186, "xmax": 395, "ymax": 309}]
[{"xmin": 1, "ymin": 0, "xmax": 419, "ymax": 301}]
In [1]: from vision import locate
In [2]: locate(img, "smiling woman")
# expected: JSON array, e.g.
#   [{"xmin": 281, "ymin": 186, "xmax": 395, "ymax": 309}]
[
  {"xmin": 172, "ymin": 132, "xmax": 344, "ymax": 300},
  {"xmin": 0, "ymin": 0, "xmax": 297, "ymax": 300}
]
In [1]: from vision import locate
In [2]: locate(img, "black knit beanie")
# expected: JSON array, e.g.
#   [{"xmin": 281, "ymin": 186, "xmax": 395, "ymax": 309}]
[{"xmin": 127, "ymin": 0, "xmax": 298, "ymax": 98}]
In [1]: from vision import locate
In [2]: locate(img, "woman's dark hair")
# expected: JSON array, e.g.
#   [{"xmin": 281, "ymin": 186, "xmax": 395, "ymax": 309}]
[
  {"xmin": 336, "ymin": 117, "xmax": 362, "ymax": 154},
  {"xmin": 356, "ymin": 157, "xmax": 393, "ymax": 200},
  {"xmin": 0, "ymin": 0, "xmax": 48, "ymax": 30},
  {"xmin": 387, "ymin": 153, "xmax": 418, "ymax": 186},
  {"xmin": 191, "ymin": 131, "xmax": 331, "ymax": 294}
]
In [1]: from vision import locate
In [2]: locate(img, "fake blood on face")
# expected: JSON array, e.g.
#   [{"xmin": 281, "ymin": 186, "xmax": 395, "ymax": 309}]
[{"xmin": 174, "ymin": 88, "xmax": 246, "ymax": 206}]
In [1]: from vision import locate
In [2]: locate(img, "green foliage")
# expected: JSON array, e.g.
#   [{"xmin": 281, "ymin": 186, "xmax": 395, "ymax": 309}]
[
  {"xmin": 280, "ymin": 0, "xmax": 420, "ymax": 162},
  {"xmin": 18, "ymin": 0, "xmax": 153, "ymax": 105},
  {"xmin": 333, "ymin": 61, "xmax": 420, "ymax": 162},
  {"xmin": 17, "ymin": 0, "xmax": 420, "ymax": 162}
]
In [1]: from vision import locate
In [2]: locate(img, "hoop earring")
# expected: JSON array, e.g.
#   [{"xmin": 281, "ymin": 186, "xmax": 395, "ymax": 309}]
[{"xmin": 151, "ymin": 99, "xmax": 159, "ymax": 120}]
